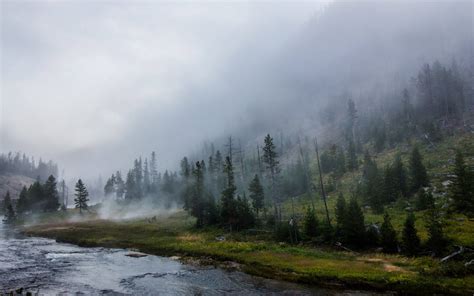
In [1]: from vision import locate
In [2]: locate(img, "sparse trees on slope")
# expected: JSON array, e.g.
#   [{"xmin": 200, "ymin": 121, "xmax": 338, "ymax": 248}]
[{"xmin": 74, "ymin": 179, "xmax": 89, "ymax": 214}]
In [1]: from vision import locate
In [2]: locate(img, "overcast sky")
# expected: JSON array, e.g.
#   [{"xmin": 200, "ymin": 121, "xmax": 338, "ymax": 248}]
[{"xmin": 1, "ymin": 1, "xmax": 325, "ymax": 178}]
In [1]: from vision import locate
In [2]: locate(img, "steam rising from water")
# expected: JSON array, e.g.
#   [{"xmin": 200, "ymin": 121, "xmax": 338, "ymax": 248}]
[{"xmin": 97, "ymin": 197, "xmax": 179, "ymax": 221}]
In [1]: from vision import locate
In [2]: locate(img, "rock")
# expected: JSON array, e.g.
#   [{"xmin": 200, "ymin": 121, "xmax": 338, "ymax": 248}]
[
  {"xmin": 125, "ymin": 252, "xmax": 148, "ymax": 258},
  {"xmin": 215, "ymin": 235, "xmax": 226, "ymax": 241}
]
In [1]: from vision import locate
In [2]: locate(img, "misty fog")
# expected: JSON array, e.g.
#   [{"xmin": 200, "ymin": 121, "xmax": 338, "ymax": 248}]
[{"xmin": 1, "ymin": 0, "xmax": 472, "ymax": 183}]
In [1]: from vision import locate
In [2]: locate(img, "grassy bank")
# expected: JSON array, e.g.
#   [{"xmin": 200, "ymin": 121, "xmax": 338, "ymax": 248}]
[{"xmin": 23, "ymin": 211, "xmax": 474, "ymax": 295}]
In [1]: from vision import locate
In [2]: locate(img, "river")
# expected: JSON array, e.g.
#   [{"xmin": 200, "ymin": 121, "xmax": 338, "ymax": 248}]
[{"xmin": 0, "ymin": 220, "xmax": 389, "ymax": 295}]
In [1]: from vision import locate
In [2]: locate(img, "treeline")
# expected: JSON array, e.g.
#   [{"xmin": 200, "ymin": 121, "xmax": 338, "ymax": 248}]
[
  {"xmin": 0, "ymin": 152, "xmax": 58, "ymax": 181},
  {"xmin": 103, "ymin": 152, "xmax": 181, "ymax": 207},
  {"xmin": 2, "ymin": 176, "xmax": 92, "ymax": 223}
]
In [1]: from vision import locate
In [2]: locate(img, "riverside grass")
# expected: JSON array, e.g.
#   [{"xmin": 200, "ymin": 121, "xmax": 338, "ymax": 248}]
[{"xmin": 23, "ymin": 211, "xmax": 474, "ymax": 295}]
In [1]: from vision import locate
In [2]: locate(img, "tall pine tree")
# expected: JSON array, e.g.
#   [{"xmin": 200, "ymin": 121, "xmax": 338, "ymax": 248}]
[
  {"xmin": 74, "ymin": 179, "xmax": 89, "ymax": 214},
  {"xmin": 409, "ymin": 146, "xmax": 429, "ymax": 193},
  {"xmin": 449, "ymin": 151, "xmax": 473, "ymax": 215}
]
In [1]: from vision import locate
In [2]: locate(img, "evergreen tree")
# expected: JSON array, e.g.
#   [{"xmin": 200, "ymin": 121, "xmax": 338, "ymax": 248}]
[
  {"xmin": 415, "ymin": 189, "xmax": 435, "ymax": 211},
  {"xmin": 3, "ymin": 192, "xmax": 16, "ymax": 223},
  {"xmin": 104, "ymin": 174, "xmax": 116, "ymax": 196},
  {"xmin": 248, "ymin": 174, "xmax": 264, "ymax": 217},
  {"xmin": 125, "ymin": 170, "xmax": 137, "ymax": 200},
  {"xmin": 392, "ymin": 154, "xmax": 408, "ymax": 197},
  {"xmin": 143, "ymin": 158, "xmax": 151, "ymax": 194},
  {"xmin": 74, "ymin": 179, "xmax": 89, "ymax": 214},
  {"xmin": 346, "ymin": 140, "xmax": 358, "ymax": 171},
  {"xmin": 409, "ymin": 146, "xmax": 429, "ymax": 193},
  {"xmin": 401, "ymin": 212, "xmax": 420, "ymax": 256},
  {"xmin": 380, "ymin": 212, "xmax": 398, "ymax": 253},
  {"xmin": 190, "ymin": 161, "xmax": 206, "ymax": 227},
  {"xmin": 150, "ymin": 151, "xmax": 159, "ymax": 189},
  {"xmin": 449, "ymin": 150, "xmax": 474, "ymax": 215},
  {"xmin": 28, "ymin": 180, "xmax": 44, "ymax": 212},
  {"xmin": 343, "ymin": 197, "xmax": 366, "ymax": 248},
  {"xmin": 263, "ymin": 134, "xmax": 280, "ymax": 221},
  {"xmin": 16, "ymin": 186, "xmax": 29, "ymax": 215},
  {"xmin": 220, "ymin": 156, "xmax": 238, "ymax": 230},
  {"xmin": 362, "ymin": 151, "xmax": 384, "ymax": 213},
  {"xmin": 335, "ymin": 147, "xmax": 347, "ymax": 177},
  {"xmin": 334, "ymin": 193, "xmax": 346, "ymax": 238},
  {"xmin": 383, "ymin": 165, "xmax": 399, "ymax": 204},
  {"xmin": 43, "ymin": 175, "xmax": 60, "ymax": 212},
  {"xmin": 426, "ymin": 210, "xmax": 447, "ymax": 256},
  {"xmin": 115, "ymin": 171, "xmax": 125, "ymax": 199},
  {"xmin": 180, "ymin": 157, "xmax": 191, "ymax": 179},
  {"xmin": 303, "ymin": 206, "xmax": 319, "ymax": 238},
  {"xmin": 235, "ymin": 194, "xmax": 255, "ymax": 230}
]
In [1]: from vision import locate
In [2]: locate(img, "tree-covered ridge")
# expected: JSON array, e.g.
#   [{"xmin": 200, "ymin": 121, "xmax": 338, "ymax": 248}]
[{"xmin": 0, "ymin": 152, "xmax": 58, "ymax": 181}]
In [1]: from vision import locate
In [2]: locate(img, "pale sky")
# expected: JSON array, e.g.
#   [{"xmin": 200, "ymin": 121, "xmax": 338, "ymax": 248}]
[{"xmin": 1, "ymin": 1, "xmax": 325, "ymax": 177}]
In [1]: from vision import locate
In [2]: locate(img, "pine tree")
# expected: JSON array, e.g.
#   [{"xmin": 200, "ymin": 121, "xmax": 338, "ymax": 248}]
[
  {"xmin": 263, "ymin": 134, "xmax": 280, "ymax": 221},
  {"xmin": 180, "ymin": 157, "xmax": 191, "ymax": 179},
  {"xmin": 43, "ymin": 175, "xmax": 60, "ymax": 212},
  {"xmin": 220, "ymin": 156, "xmax": 238, "ymax": 230},
  {"xmin": 74, "ymin": 179, "xmax": 89, "ymax": 214},
  {"xmin": 409, "ymin": 146, "xmax": 429, "ymax": 193},
  {"xmin": 383, "ymin": 165, "xmax": 399, "ymax": 204},
  {"xmin": 426, "ymin": 210, "xmax": 447, "ymax": 256},
  {"xmin": 362, "ymin": 152, "xmax": 384, "ymax": 213},
  {"xmin": 449, "ymin": 150, "xmax": 474, "ymax": 215},
  {"xmin": 334, "ymin": 193, "xmax": 346, "ymax": 239},
  {"xmin": 343, "ymin": 197, "xmax": 366, "ymax": 248},
  {"xmin": 380, "ymin": 212, "xmax": 398, "ymax": 253},
  {"xmin": 392, "ymin": 154, "xmax": 408, "ymax": 197},
  {"xmin": 235, "ymin": 193, "xmax": 255, "ymax": 230},
  {"xmin": 190, "ymin": 161, "xmax": 206, "ymax": 227},
  {"xmin": 303, "ymin": 206, "xmax": 319, "ymax": 238},
  {"xmin": 248, "ymin": 174, "xmax": 264, "ymax": 217},
  {"xmin": 401, "ymin": 212, "xmax": 420, "ymax": 256},
  {"xmin": 16, "ymin": 186, "xmax": 29, "ymax": 215},
  {"xmin": 104, "ymin": 174, "xmax": 116, "ymax": 196},
  {"xmin": 346, "ymin": 140, "xmax": 358, "ymax": 172},
  {"xmin": 415, "ymin": 189, "xmax": 435, "ymax": 211},
  {"xmin": 28, "ymin": 180, "xmax": 44, "ymax": 212},
  {"xmin": 3, "ymin": 191, "xmax": 16, "ymax": 224},
  {"xmin": 125, "ymin": 170, "xmax": 136, "ymax": 200},
  {"xmin": 115, "ymin": 171, "xmax": 125, "ymax": 199}
]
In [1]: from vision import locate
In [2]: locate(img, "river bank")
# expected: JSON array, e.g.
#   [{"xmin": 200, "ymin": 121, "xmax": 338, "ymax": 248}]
[{"xmin": 22, "ymin": 212, "xmax": 474, "ymax": 295}]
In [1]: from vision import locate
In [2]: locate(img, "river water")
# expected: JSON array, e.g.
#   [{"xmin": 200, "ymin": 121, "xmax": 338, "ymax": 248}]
[{"xmin": 0, "ymin": 220, "xmax": 387, "ymax": 295}]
